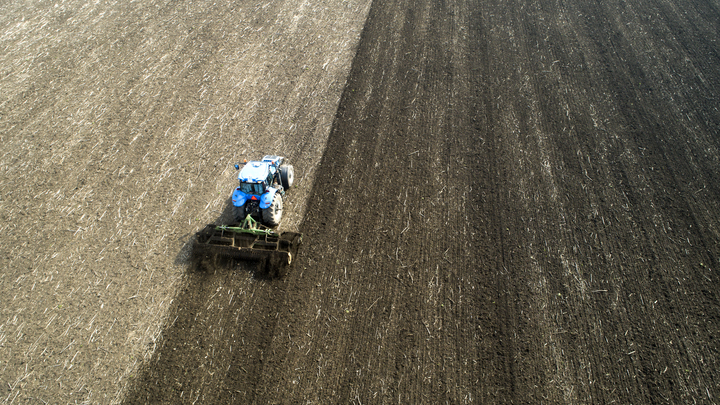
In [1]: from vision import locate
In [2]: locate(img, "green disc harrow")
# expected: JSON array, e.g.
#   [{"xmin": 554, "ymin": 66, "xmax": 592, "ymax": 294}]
[{"xmin": 193, "ymin": 215, "xmax": 302, "ymax": 277}]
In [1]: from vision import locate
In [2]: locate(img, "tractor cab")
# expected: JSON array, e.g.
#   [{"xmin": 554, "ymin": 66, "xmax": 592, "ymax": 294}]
[{"xmin": 231, "ymin": 156, "xmax": 294, "ymax": 227}]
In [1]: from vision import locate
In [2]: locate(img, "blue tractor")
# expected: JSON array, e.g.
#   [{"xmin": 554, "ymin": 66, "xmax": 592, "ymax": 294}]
[
  {"xmin": 232, "ymin": 155, "xmax": 294, "ymax": 227},
  {"xmin": 193, "ymin": 155, "xmax": 300, "ymax": 277}
]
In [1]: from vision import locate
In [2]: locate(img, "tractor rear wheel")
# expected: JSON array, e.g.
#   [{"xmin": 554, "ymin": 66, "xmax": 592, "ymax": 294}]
[
  {"xmin": 233, "ymin": 204, "xmax": 246, "ymax": 222},
  {"xmin": 280, "ymin": 164, "xmax": 294, "ymax": 189},
  {"xmin": 262, "ymin": 193, "xmax": 283, "ymax": 227}
]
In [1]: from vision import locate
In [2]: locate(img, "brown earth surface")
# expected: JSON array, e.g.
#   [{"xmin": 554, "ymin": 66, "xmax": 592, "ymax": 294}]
[
  {"xmin": 2, "ymin": 0, "xmax": 720, "ymax": 403},
  {"xmin": 0, "ymin": 0, "xmax": 370, "ymax": 402}
]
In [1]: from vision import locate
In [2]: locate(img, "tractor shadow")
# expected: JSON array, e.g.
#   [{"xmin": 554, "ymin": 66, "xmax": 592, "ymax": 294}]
[{"xmin": 123, "ymin": 198, "xmax": 286, "ymax": 404}]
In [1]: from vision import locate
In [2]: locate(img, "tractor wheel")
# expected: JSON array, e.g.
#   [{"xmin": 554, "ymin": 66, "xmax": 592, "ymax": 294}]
[
  {"xmin": 262, "ymin": 193, "xmax": 283, "ymax": 227},
  {"xmin": 279, "ymin": 164, "xmax": 294, "ymax": 190},
  {"xmin": 233, "ymin": 205, "xmax": 246, "ymax": 222}
]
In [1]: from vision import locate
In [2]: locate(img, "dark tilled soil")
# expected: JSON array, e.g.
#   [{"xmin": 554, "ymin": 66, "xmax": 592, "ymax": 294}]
[{"xmin": 125, "ymin": 0, "xmax": 720, "ymax": 403}]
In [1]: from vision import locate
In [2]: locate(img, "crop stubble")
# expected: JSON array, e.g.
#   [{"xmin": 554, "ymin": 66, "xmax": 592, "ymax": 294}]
[
  {"xmin": 1, "ymin": 0, "xmax": 719, "ymax": 403},
  {"xmin": 0, "ymin": 0, "xmax": 371, "ymax": 403}
]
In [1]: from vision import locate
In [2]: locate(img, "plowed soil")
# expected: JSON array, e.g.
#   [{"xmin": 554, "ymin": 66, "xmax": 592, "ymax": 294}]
[{"xmin": 2, "ymin": 0, "xmax": 720, "ymax": 403}]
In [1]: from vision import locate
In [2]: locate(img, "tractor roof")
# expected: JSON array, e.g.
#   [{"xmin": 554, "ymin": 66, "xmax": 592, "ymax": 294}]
[{"xmin": 238, "ymin": 161, "xmax": 270, "ymax": 183}]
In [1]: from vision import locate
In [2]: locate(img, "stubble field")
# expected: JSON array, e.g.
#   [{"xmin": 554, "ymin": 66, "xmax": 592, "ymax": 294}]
[
  {"xmin": 1, "ymin": 0, "xmax": 719, "ymax": 403},
  {"xmin": 0, "ymin": 0, "xmax": 371, "ymax": 402}
]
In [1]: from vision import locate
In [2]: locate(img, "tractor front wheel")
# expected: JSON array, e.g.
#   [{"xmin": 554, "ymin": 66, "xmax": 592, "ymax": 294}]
[
  {"xmin": 262, "ymin": 193, "xmax": 283, "ymax": 227},
  {"xmin": 280, "ymin": 164, "xmax": 294, "ymax": 190}
]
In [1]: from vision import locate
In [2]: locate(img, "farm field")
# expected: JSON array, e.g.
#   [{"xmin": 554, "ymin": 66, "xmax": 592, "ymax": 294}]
[
  {"xmin": 0, "ymin": 0, "xmax": 371, "ymax": 402},
  {"xmin": 2, "ymin": 0, "xmax": 720, "ymax": 403}
]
